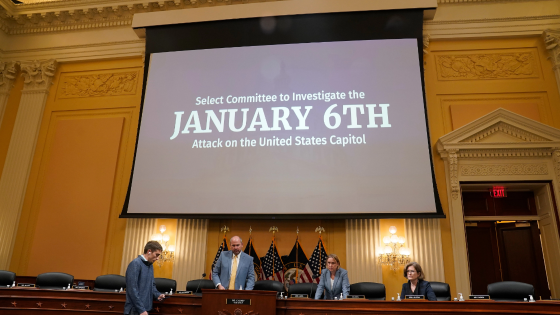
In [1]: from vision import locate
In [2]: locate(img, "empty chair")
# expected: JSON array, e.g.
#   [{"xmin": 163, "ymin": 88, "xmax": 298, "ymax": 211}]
[
  {"xmin": 430, "ymin": 282, "xmax": 451, "ymax": 301},
  {"xmin": 349, "ymin": 282, "xmax": 386, "ymax": 300},
  {"xmin": 253, "ymin": 280, "xmax": 285, "ymax": 294},
  {"xmin": 186, "ymin": 279, "xmax": 215, "ymax": 294},
  {"xmin": 0, "ymin": 270, "xmax": 16, "ymax": 287},
  {"xmin": 488, "ymin": 281, "xmax": 534, "ymax": 302},
  {"xmin": 93, "ymin": 274, "xmax": 126, "ymax": 292},
  {"xmin": 155, "ymin": 278, "xmax": 176, "ymax": 293},
  {"xmin": 288, "ymin": 283, "xmax": 319, "ymax": 298},
  {"xmin": 36, "ymin": 272, "xmax": 74, "ymax": 290}
]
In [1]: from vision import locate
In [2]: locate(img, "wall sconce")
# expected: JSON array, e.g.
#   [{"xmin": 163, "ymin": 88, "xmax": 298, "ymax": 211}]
[
  {"xmin": 378, "ymin": 226, "xmax": 410, "ymax": 271},
  {"xmin": 151, "ymin": 225, "xmax": 175, "ymax": 268}
]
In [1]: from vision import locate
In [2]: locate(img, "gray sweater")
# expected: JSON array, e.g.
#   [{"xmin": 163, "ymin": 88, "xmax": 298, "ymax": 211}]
[{"xmin": 124, "ymin": 255, "xmax": 161, "ymax": 314}]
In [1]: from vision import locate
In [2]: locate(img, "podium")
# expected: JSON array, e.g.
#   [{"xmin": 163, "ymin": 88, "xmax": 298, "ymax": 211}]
[{"xmin": 201, "ymin": 289, "xmax": 277, "ymax": 315}]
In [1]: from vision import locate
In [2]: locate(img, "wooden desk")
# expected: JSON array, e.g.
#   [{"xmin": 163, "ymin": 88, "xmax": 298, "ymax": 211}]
[{"xmin": 1, "ymin": 288, "xmax": 560, "ymax": 315}]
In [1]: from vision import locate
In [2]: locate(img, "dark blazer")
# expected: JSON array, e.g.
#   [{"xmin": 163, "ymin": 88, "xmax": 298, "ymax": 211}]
[
  {"xmin": 314, "ymin": 268, "xmax": 350, "ymax": 300},
  {"xmin": 211, "ymin": 251, "xmax": 255, "ymax": 290},
  {"xmin": 401, "ymin": 280, "xmax": 437, "ymax": 301}
]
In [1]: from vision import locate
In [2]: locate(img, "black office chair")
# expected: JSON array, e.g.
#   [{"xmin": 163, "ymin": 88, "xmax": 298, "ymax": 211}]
[
  {"xmin": 0, "ymin": 270, "xmax": 16, "ymax": 287},
  {"xmin": 487, "ymin": 281, "xmax": 534, "ymax": 302},
  {"xmin": 93, "ymin": 274, "xmax": 126, "ymax": 292},
  {"xmin": 349, "ymin": 282, "xmax": 386, "ymax": 300},
  {"xmin": 36, "ymin": 272, "xmax": 74, "ymax": 290},
  {"xmin": 288, "ymin": 283, "xmax": 319, "ymax": 299},
  {"xmin": 186, "ymin": 279, "xmax": 215, "ymax": 294},
  {"xmin": 253, "ymin": 280, "xmax": 285, "ymax": 294},
  {"xmin": 155, "ymin": 278, "xmax": 176, "ymax": 293},
  {"xmin": 430, "ymin": 281, "xmax": 451, "ymax": 301}
]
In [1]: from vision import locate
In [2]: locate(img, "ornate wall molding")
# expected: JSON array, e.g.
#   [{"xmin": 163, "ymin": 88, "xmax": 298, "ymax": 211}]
[
  {"xmin": 458, "ymin": 148, "xmax": 552, "ymax": 158},
  {"xmin": 20, "ymin": 59, "xmax": 57, "ymax": 92},
  {"xmin": 0, "ymin": 60, "xmax": 17, "ymax": 93},
  {"xmin": 425, "ymin": 15, "xmax": 560, "ymax": 25},
  {"xmin": 438, "ymin": 0, "xmax": 548, "ymax": 3},
  {"xmin": 462, "ymin": 122, "xmax": 550, "ymax": 143},
  {"xmin": 460, "ymin": 163, "xmax": 548, "ymax": 176},
  {"xmin": 448, "ymin": 149, "xmax": 459, "ymax": 200},
  {"xmin": 544, "ymin": 29, "xmax": 560, "ymax": 98},
  {"xmin": 59, "ymin": 70, "xmax": 138, "ymax": 98},
  {"xmin": 435, "ymin": 51, "xmax": 537, "ymax": 80}
]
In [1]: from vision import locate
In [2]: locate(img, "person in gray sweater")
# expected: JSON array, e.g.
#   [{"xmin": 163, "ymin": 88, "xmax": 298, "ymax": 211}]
[{"xmin": 124, "ymin": 241, "xmax": 166, "ymax": 315}]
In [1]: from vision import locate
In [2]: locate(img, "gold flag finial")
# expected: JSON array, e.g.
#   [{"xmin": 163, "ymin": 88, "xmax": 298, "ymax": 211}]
[
  {"xmin": 221, "ymin": 225, "xmax": 230, "ymax": 237},
  {"xmin": 269, "ymin": 226, "xmax": 278, "ymax": 236},
  {"xmin": 297, "ymin": 226, "xmax": 299, "ymax": 235},
  {"xmin": 249, "ymin": 226, "xmax": 252, "ymax": 235},
  {"xmin": 315, "ymin": 226, "xmax": 325, "ymax": 234}
]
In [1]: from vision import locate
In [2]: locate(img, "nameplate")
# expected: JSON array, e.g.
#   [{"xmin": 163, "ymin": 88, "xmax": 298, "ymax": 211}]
[
  {"xmin": 469, "ymin": 295, "xmax": 490, "ymax": 300},
  {"xmin": 17, "ymin": 283, "xmax": 35, "ymax": 287},
  {"xmin": 72, "ymin": 285, "xmax": 89, "ymax": 290},
  {"xmin": 177, "ymin": 291, "xmax": 193, "ymax": 295},
  {"xmin": 290, "ymin": 294, "xmax": 309, "ymax": 299},
  {"xmin": 226, "ymin": 299, "xmax": 251, "ymax": 305},
  {"xmin": 404, "ymin": 295, "xmax": 424, "ymax": 299},
  {"xmin": 347, "ymin": 295, "xmax": 365, "ymax": 299}
]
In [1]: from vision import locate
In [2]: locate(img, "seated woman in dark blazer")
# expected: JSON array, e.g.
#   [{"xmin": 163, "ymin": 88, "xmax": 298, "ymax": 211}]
[
  {"xmin": 314, "ymin": 254, "xmax": 350, "ymax": 300},
  {"xmin": 401, "ymin": 262, "xmax": 437, "ymax": 301}
]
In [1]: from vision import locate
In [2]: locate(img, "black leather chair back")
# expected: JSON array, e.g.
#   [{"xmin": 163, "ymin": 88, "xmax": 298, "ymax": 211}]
[
  {"xmin": 155, "ymin": 278, "xmax": 176, "ymax": 293},
  {"xmin": 93, "ymin": 274, "xmax": 126, "ymax": 292},
  {"xmin": 430, "ymin": 282, "xmax": 451, "ymax": 301},
  {"xmin": 288, "ymin": 283, "xmax": 318, "ymax": 298},
  {"xmin": 186, "ymin": 279, "xmax": 215, "ymax": 293},
  {"xmin": 36, "ymin": 272, "xmax": 74, "ymax": 290},
  {"xmin": 0, "ymin": 270, "xmax": 16, "ymax": 287},
  {"xmin": 253, "ymin": 280, "xmax": 285, "ymax": 293},
  {"xmin": 488, "ymin": 281, "xmax": 534, "ymax": 302},
  {"xmin": 349, "ymin": 282, "xmax": 386, "ymax": 300}
]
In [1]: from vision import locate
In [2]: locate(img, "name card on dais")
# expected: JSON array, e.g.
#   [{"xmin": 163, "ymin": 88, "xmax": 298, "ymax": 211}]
[
  {"xmin": 17, "ymin": 283, "xmax": 35, "ymax": 287},
  {"xmin": 404, "ymin": 295, "xmax": 424, "ymax": 300},
  {"xmin": 177, "ymin": 291, "xmax": 193, "ymax": 294},
  {"xmin": 290, "ymin": 294, "xmax": 309, "ymax": 299},
  {"xmin": 226, "ymin": 299, "xmax": 251, "ymax": 305},
  {"xmin": 347, "ymin": 295, "xmax": 365, "ymax": 299},
  {"xmin": 469, "ymin": 295, "xmax": 490, "ymax": 300}
]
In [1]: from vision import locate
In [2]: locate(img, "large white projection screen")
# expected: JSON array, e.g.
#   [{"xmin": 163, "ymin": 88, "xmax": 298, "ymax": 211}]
[{"xmin": 128, "ymin": 39, "xmax": 437, "ymax": 215}]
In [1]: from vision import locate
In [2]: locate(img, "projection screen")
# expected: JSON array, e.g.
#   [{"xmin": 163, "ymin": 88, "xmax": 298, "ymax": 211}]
[{"xmin": 122, "ymin": 9, "xmax": 444, "ymax": 218}]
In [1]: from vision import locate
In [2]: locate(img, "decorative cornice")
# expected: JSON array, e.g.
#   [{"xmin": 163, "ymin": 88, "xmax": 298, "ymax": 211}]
[
  {"xmin": 544, "ymin": 29, "xmax": 560, "ymax": 68},
  {"xmin": 460, "ymin": 163, "xmax": 548, "ymax": 176},
  {"xmin": 424, "ymin": 14, "xmax": 560, "ymax": 25},
  {"xmin": 59, "ymin": 70, "xmax": 139, "ymax": 98},
  {"xmin": 457, "ymin": 148, "xmax": 552, "ymax": 158},
  {"xmin": 461, "ymin": 122, "xmax": 550, "ymax": 143},
  {"xmin": 20, "ymin": 59, "xmax": 57, "ymax": 92},
  {"xmin": 437, "ymin": 0, "xmax": 546, "ymax": 3}
]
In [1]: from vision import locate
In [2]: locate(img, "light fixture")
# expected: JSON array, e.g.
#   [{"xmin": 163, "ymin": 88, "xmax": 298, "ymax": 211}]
[
  {"xmin": 378, "ymin": 226, "xmax": 410, "ymax": 271},
  {"xmin": 151, "ymin": 225, "xmax": 175, "ymax": 268}
]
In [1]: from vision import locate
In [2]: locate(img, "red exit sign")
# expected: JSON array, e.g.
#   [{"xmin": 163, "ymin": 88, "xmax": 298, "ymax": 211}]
[{"xmin": 490, "ymin": 186, "xmax": 506, "ymax": 198}]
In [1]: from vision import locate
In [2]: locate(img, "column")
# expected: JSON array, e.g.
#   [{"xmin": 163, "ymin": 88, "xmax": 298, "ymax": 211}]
[
  {"xmin": 172, "ymin": 219, "xmax": 208, "ymax": 291},
  {"xmin": 404, "ymin": 218, "xmax": 445, "ymax": 282},
  {"xmin": 120, "ymin": 218, "xmax": 157, "ymax": 275},
  {"xmin": 0, "ymin": 59, "xmax": 57, "ymax": 270},
  {"xmin": 0, "ymin": 61, "xmax": 17, "ymax": 128},
  {"xmin": 345, "ymin": 219, "xmax": 383, "ymax": 284}
]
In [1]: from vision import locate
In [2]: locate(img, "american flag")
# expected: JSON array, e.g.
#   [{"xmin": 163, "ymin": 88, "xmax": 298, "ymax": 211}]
[
  {"xmin": 298, "ymin": 237, "xmax": 327, "ymax": 283},
  {"xmin": 209, "ymin": 237, "xmax": 229, "ymax": 280},
  {"xmin": 261, "ymin": 240, "xmax": 285, "ymax": 282}
]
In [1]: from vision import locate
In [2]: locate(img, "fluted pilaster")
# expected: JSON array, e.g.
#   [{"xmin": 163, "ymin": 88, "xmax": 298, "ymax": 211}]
[
  {"xmin": 0, "ymin": 61, "xmax": 17, "ymax": 128},
  {"xmin": 345, "ymin": 219, "xmax": 382, "ymax": 284},
  {"xmin": 404, "ymin": 219, "xmax": 445, "ymax": 282},
  {"xmin": 172, "ymin": 219, "xmax": 208, "ymax": 291},
  {"xmin": 120, "ymin": 218, "xmax": 157, "ymax": 275},
  {"xmin": 0, "ymin": 59, "xmax": 57, "ymax": 270}
]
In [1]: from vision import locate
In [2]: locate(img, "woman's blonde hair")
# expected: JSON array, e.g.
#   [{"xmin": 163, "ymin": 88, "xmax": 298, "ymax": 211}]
[
  {"xmin": 403, "ymin": 262, "xmax": 425, "ymax": 281},
  {"xmin": 327, "ymin": 254, "xmax": 341, "ymax": 269}
]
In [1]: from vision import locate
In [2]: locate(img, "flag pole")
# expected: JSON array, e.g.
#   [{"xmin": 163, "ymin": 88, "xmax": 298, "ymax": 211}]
[
  {"xmin": 315, "ymin": 226, "xmax": 325, "ymax": 276},
  {"xmin": 296, "ymin": 226, "xmax": 299, "ymax": 284},
  {"xmin": 248, "ymin": 226, "xmax": 252, "ymax": 257},
  {"xmin": 269, "ymin": 226, "xmax": 278, "ymax": 280}
]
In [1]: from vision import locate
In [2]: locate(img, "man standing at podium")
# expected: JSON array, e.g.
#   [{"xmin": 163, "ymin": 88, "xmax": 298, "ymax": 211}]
[{"xmin": 212, "ymin": 236, "xmax": 255, "ymax": 290}]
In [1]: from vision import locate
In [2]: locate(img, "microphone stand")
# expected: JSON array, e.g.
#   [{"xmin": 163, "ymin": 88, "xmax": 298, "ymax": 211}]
[{"xmin": 194, "ymin": 273, "xmax": 206, "ymax": 295}]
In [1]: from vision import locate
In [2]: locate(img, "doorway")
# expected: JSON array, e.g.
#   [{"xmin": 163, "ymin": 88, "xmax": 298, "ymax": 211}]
[{"xmin": 462, "ymin": 185, "xmax": 552, "ymax": 299}]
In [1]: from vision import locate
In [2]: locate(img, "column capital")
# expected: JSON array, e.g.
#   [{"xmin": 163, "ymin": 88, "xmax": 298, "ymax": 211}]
[
  {"xmin": 544, "ymin": 29, "xmax": 560, "ymax": 68},
  {"xmin": 19, "ymin": 59, "xmax": 58, "ymax": 93},
  {"xmin": 0, "ymin": 61, "xmax": 18, "ymax": 95}
]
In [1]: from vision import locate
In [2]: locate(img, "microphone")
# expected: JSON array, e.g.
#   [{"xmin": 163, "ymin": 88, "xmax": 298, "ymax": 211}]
[
  {"xmin": 310, "ymin": 274, "xmax": 318, "ymax": 298},
  {"xmin": 195, "ymin": 273, "xmax": 207, "ymax": 294}
]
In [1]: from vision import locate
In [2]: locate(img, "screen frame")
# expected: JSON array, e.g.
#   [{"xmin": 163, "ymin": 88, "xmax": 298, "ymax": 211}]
[{"xmin": 121, "ymin": 8, "xmax": 445, "ymax": 219}]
